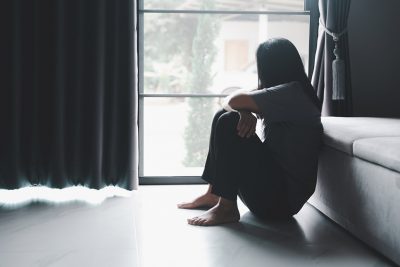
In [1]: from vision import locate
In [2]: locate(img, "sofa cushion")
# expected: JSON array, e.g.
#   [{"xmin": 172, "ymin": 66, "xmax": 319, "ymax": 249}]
[
  {"xmin": 322, "ymin": 117, "xmax": 400, "ymax": 155},
  {"xmin": 353, "ymin": 137, "xmax": 400, "ymax": 173}
]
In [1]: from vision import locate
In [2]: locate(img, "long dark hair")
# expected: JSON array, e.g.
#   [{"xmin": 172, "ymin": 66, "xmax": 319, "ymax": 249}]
[{"xmin": 256, "ymin": 38, "xmax": 321, "ymax": 111}]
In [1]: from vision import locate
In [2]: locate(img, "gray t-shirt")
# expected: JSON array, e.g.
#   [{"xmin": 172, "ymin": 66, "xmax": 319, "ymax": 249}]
[{"xmin": 250, "ymin": 81, "xmax": 323, "ymax": 214}]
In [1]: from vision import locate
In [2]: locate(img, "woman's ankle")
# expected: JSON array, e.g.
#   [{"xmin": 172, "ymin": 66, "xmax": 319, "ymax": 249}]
[
  {"xmin": 218, "ymin": 197, "xmax": 237, "ymax": 209},
  {"xmin": 206, "ymin": 184, "xmax": 213, "ymax": 194}
]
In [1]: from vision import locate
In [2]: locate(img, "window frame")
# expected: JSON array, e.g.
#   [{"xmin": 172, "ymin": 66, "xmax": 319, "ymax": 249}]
[{"xmin": 138, "ymin": 0, "xmax": 316, "ymax": 185}]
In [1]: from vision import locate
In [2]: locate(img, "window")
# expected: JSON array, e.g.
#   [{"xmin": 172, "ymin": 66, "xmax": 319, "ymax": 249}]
[
  {"xmin": 138, "ymin": 0, "xmax": 311, "ymax": 183},
  {"xmin": 225, "ymin": 40, "xmax": 249, "ymax": 71}
]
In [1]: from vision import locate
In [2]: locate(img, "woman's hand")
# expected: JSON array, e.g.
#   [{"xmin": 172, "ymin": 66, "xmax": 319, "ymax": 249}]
[{"xmin": 237, "ymin": 111, "xmax": 257, "ymax": 138}]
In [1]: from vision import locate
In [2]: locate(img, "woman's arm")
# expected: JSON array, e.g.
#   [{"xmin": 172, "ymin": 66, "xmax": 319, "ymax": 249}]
[
  {"xmin": 222, "ymin": 91, "xmax": 261, "ymax": 114},
  {"xmin": 222, "ymin": 90, "xmax": 261, "ymax": 138}
]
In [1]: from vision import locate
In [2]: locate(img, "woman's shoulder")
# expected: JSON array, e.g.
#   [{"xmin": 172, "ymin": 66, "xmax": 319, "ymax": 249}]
[
  {"xmin": 265, "ymin": 81, "xmax": 302, "ymax": 92},
  {"xmin": 261, "ymin": 81, "xmax": 304, "ymax": 100},
  {"xmin": 252, "ymin": 81, "xmax": 305, "ymax": 103}
]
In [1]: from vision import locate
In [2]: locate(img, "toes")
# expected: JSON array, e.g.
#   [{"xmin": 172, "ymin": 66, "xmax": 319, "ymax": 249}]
[
  {"xmin": 193, "ymin": 217, "xmax": 212, "ymax": 226},
  {"xmin": 199, "ymin": 218, "xmax": 211, "ymax": 226},
  {"xmin": 193, "ymin": 218, "xmax": 203, "ymax": 225},
  {"xmin": 187, "ymin": 216, "xmax": 198, "ymax": 225},
  {"xmin": 198, "ymin": 219, "xmax": 209, "ymax": 226},
  {"xmin": 195, "ymin": 218, "xmax": 205, "ymax": 225},
  {"xmin": 187, "ymin": 216, "xmax": 206, "ymax": 226}
]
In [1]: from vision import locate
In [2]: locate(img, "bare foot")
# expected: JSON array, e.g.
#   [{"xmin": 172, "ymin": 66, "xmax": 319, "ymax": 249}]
[
  {"xmin": 177, "ymin": 192, "xmax": 219, "ymax": 209},
  {"xmin": 187, "ymin": 198, "xmax": 240, "ymax": 226}
]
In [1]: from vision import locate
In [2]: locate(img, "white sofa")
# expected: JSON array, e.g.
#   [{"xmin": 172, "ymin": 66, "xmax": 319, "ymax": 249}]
[{"xmin": 309, "ymin": 117, "xmax": 400, "ymax": 265}]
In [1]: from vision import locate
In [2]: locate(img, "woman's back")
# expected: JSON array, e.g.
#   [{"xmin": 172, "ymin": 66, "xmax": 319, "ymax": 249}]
[{"xmin": 250, "ymin": 81, "xmax": 323, "ymax": 214}]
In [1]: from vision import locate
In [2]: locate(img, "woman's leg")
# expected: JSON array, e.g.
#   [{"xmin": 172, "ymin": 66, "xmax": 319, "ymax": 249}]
[
  {"xmin": 187, "ymin": 111, "xmax": 263, "ymax": 226},
  {"xmin": 179, "ymin": 109, "xmax": 291, "ymax": 221},
  {"xmin": 177, "ymin": 109, "xmax": 227, "ymax": 209},
  {"xmin": 202, "ymin": 109, "xmax": 227, "ymax": 184},
  {"xmin": 238, "ymin": 149, "xmax": 293, "ymax": 220},
  {"xmin": 209, "ymin": 111, "xmax": 262, "ymax": 200}
]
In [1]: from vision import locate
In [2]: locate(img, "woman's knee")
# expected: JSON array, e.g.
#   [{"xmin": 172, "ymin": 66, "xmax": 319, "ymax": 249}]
[
  {"xmin": 215, "ymin": 108, "xmax": 226, "ymax": 117},
  {"xmin": 211, "ymin": 109, "xmax": 227, "ymax": 128},
  {"xmin": 215, "ymin": 111, "xmax": 239, "ymax": 133}
]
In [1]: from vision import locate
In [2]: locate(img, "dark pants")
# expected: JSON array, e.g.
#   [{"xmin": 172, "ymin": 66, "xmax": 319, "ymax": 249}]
[{"xmin": 202, "ymin": 109, "xmax": 293, "ymax": 220}]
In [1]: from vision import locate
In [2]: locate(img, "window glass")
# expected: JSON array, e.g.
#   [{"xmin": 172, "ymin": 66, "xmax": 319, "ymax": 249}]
[
  {"xmin": 143, "ymin": 0, "xmax": 304, "ymax": 12},
  {"xmin": 144, "ymin": 13, "xmax": 309, "ymax": 94},
  {"xmin": 143, "ymin": 97, "xmax": 224, "ymax": 176},
  {"xmin": 139, "ymin": 0, "xmax": 310, "ymax": 178}
]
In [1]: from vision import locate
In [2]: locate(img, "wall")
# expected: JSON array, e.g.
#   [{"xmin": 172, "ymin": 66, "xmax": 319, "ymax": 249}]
[{"xmin": 348, "ymin": 0, "xmax": 400, "ymax": 117}]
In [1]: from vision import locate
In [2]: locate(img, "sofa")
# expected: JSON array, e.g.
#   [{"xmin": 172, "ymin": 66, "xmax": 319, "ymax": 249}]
[{"xmin": 309, "ymin": 117, "xmax": 400, "ymax": 265}]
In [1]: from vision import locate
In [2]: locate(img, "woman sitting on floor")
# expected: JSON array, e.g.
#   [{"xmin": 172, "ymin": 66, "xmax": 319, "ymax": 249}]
[{"xmin": 178, "ymin": 38, "xmax": 323, "ymax": 226}]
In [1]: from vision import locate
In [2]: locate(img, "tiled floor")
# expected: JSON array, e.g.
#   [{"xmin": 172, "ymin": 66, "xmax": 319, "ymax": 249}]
[
  {"xmin": 0, "ymin": 191, "xmax": 139, "ymax": 267},
  {"xmin": 0, "ymin": 185, "xmax": 397, "ymax": 267}
]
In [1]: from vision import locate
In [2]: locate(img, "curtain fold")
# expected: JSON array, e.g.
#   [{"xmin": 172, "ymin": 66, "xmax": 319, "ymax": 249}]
[
  {"xmin": 0, "ymin": 0, "xmax": 138, "ymax": 190},
  {"xmin": 311, "ymin": 0, "xmax": 352, "ymax": 116}
]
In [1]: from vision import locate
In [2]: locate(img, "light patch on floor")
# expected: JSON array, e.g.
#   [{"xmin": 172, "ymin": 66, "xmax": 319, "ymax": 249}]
[{"xmin": 0, "ymin": 185, "xmax": 132, "ymax": 207}]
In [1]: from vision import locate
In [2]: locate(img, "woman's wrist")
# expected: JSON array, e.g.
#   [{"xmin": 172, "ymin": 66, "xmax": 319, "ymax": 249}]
[{"xmin": 222, "ymin": 97, "xmax": 237, "ymax": 112}]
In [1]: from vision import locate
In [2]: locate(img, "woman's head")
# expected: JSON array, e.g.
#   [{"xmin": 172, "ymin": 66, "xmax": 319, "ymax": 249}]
[
  {"xmin": 256, "ymin": 38, "xmax": 321, "ymax": 110},
  {"xmin": 256, "ymin": 38, "xmax": 306, "ymax": 89}
]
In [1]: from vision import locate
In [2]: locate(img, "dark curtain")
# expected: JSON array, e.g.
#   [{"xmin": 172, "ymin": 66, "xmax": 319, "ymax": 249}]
[
  {"xmin": 0, "ymin": 0, "xmax": 138, "ymax": 190},
  {"xmin": 311, "ymin": 0, "xmax": 353, "ymax": 116}
]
